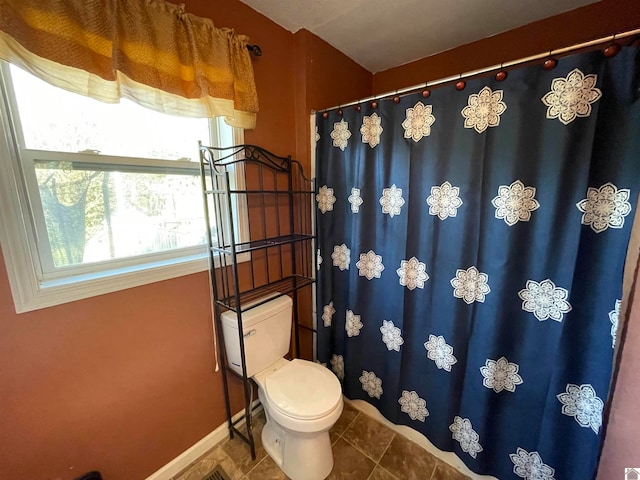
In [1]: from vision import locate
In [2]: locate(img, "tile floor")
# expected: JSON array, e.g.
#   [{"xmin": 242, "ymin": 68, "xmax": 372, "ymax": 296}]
[{"xmin": 172, "ymin": 401, "xmax": 470, "ymax": 480}]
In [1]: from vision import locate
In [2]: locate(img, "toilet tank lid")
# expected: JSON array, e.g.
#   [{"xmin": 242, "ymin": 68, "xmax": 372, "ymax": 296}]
[
  {"xmin": 221, "ymin": 294, "xmax": 292, "ymax": 330},
  {"xmin": 265, "ymin": 359, "xmax": 342, "ymax": 420}
]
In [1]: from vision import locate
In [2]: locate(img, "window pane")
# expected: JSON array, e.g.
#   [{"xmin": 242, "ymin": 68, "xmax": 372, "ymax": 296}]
[
  {"xmin": 35, "ymin": 162, "xmax": 206, "ymax": 268},
  {"xmin": 10, "ymin": 65, "xmax": 210, "ymax": 161}
]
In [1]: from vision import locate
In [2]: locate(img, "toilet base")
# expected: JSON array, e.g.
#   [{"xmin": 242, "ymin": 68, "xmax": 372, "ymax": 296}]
[
  {"xmin": 253, "ymin": 360, "xmax": 343, "ymax": 480},
  {"xmin": 261, "ymin": 419, "xmax": 334, "ymax": 480}
]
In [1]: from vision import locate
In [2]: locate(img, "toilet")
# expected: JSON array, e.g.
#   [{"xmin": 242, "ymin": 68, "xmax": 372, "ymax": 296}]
[{"xmin": 221, "ymin": 294, "xmax": 343, "ymax": 480}]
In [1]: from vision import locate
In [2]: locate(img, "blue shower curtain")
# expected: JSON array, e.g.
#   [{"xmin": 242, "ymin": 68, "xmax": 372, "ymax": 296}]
[{"xmin": 316, "ymin": 47, "xmax": 640, "ymax": 480}]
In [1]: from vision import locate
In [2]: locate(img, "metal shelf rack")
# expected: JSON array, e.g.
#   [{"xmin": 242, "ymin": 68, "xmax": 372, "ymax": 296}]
[{"xmin": 199, "ymin": 144, "xmax": 316, "ymax": 459}]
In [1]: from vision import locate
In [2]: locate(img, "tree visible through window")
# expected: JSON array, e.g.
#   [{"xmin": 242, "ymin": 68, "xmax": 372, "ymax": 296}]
[
  {"xmin": 0, "ymin": 61, "xmax": 243, "ymax": 311},
  {"xmin": 5, "ymin": 63, "xmax": 226, "ymax": 275},
  {"xmin": 32, "ymin": 163, "xmax": 206, "ymax": 268}
]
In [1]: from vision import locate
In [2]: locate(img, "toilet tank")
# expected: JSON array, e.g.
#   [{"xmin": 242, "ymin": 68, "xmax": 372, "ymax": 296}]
[{"xmin": 221, "ymin": 294, "xmax": 293, "ymax": 377}]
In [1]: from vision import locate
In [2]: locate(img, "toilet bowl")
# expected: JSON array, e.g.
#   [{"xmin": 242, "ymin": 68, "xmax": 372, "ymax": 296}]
[
  {"xmin": 253, "ymin": 358, "xmax": 343, "ymax": 480},
  {"xmin": 220, "ymin": 294, "xmax": 343, "ymax": 479}
]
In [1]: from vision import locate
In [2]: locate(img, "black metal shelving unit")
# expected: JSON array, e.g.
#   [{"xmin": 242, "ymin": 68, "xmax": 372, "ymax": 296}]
[{"xmin": 199, "ymin": 144, "xmax": 316, "ymax": 459}]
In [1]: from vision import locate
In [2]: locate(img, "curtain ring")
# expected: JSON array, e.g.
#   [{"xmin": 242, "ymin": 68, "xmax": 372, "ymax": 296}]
[
  {"xmin": 393, "ymin": 90, "xmax": 401, "ymax": 104},
  {"xmin": 496, "ymin": 61, "xmax": 508, "ymax": 82},
  {"xmin": 603, "ymin": 34, "xmax": 621, "ymax": 58},
  {"xmin": 603, "ymin": 43, "xmax": 621, "ymax": 57},
  {"xmin": 543, "ymin": 51, "xmax": 557, "ymax": 71},
  {"xmin": 455, "ymin": 74, "xmax": 466, "ymax": 91}
]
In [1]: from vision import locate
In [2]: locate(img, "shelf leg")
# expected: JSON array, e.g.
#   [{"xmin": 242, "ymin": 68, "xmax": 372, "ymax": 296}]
[
  {"xmin": 220, "ymin": 364, "xmax": 234, "ymax": 440},
  {"xmin": 244, "ymin": 379, "xmax": 256, "ymax": 460}
]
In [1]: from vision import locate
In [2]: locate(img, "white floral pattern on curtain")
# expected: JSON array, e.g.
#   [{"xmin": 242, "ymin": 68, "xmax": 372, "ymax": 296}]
[{"xmin": 316, "ymin": 47, "xmax": 640, "ymax": 480}]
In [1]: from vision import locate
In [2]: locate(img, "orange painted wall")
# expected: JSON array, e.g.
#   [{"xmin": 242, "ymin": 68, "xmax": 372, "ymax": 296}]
[
  {"xmin": 0, "ymin": 2, "xmax": 370, "ymax": 479},
  {"xmin": 293, "ymin": 29, "xmax": 373, "ymax": 172},
  {"xmin": 373, "ymin": 0, "xmax": 640, "ymax": 94},
  {"xmin": 0, "ymin": 256, "xmax": 223, "ymax": 480}
]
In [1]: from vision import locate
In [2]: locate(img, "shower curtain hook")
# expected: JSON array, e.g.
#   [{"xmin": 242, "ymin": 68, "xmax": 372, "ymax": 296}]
[
  {"xmin": 496, "ymin": 61, "xmax": 508, "ymax": 81},
  {"xmin": 543, "ymin": 50, "xmax": 557, "ymax": 70},
  {"xmin": 604, "ymin": 33, "xmax": 621, "ymax": 57}
]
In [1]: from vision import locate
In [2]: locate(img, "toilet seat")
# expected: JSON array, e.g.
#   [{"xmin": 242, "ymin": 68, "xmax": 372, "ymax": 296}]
[{"xmin": 264, "ymin": 359, "xmax": 342, "ymax": 421}]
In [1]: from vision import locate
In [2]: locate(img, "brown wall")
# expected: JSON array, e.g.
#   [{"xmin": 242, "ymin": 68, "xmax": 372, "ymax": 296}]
[
  {"xmin": 373, "ymin": 0, "xmax": 640, "ymax": 94},
  {"xmin": 293, "ymin": 29, "xmax": 373, "ymax": 172},
  {"xmin": 0, "ymin": 2, "xmax": 370, "ymax": 480},
  {"xmin": 0, "ymin": 256, "xmax": 224, "ymax": 480}
]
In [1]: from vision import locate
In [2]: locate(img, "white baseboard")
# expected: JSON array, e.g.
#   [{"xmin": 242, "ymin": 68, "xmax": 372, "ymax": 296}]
[{"xmin": 146, "ymin": 401, "xmax": 263, "ymax": 480}]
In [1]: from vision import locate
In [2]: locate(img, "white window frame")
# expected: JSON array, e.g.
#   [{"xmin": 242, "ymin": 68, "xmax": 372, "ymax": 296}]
[{"xmin": 0, "ymin": 62, "xmax": 248, "ymax": 313}]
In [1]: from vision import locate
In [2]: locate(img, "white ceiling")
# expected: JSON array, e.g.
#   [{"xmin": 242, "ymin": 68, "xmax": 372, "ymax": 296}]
[{"xmin": 239, "ymin": 0, "xmax": 598, "ymax": 73}]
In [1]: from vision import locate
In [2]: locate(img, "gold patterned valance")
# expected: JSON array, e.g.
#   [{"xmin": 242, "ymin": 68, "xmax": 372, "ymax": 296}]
[{"xmin": 0, "ymin": 0, "xmax": 258, "ymax": 128}]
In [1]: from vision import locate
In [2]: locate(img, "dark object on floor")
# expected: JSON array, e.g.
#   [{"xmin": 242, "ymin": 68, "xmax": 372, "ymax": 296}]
[
  {"xmin": 202, "ymin": 465, "xmax": 231, "ymax": 480},
  {"xmin": 74, "ymin": 472, "xmax": 102, "ymax": 480}
]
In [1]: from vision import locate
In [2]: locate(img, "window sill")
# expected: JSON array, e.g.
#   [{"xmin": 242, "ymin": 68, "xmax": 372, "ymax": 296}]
[{"xmin": 6, "ymin": 251, "xmax": 250, "ymax": 313}]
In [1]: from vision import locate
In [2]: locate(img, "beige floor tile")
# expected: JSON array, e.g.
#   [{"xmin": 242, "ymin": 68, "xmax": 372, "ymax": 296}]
[
  {"xmin": 431, "ymin": 461, "xmax": 471, "ymax": 480},
  {"xmin": 215, "ymin": 455, "xmax": 246, "ymax": 480},
  {"xmin": 327, "ymin": 437, "xmax": 376, "ymax": 480},
  {"xmin": 342, "ymin": 413, "xmax": 395, "ymax": 462},
  {"xmin": 368, "ymin": 465, "xmax": 399, "ymax": 480},
  {"xmin": 221, "ymin": 419, "xmax": 267, "ymax": 474},
  {"xmin": 331, "ymin": 401, "xmax": 361, "ymax": 435},
  {"xmin": 174, "ymin": 406, "xmax": 470, "ymax": 480},
  {"xmin": 172, "ymin": 446, "xmax": 223, "ymax": 480},
  {"xmin": 378, "ymin": 434, "xmax": 438, "ymax": 480},
  {"xmin": 245, "ymin": 455, "xmax": 289, "ymax": 480},
  {"xmin": 172, "ymin": 462, "xmax": 209, "ymax": 480},
  {"xmin": 173, "ymin": 446, "xmax": 244, "ymax": 480}
]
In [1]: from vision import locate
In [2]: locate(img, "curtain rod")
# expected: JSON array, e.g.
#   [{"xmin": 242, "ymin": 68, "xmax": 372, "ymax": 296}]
[
  {"xmin": 246, "ymin": 44, "xmax": 262, "ymax": 57},
  {"xmin": 315, "ymin": 27, "xmax": 640, "ymax": 113}
]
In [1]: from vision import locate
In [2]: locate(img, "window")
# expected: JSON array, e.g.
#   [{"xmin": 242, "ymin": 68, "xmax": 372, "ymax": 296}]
[{"xmin": 0, "ymin": 62, "xmax": 246, "ymax": 312}]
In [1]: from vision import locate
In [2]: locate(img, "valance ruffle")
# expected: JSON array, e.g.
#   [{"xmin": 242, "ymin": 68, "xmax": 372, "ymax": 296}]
[{"xmin": 0, "ymin": 0, "xmax": 258, "ymax": 128}]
